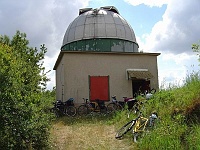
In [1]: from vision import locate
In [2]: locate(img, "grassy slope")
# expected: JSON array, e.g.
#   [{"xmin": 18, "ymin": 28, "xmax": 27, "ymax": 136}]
[
  {"xmin": 49, "ymin": 73, "xmax": 200, "ymax": 150},
  {"xmin": 138, "ymin": 73, "xmax": 200, "ymax": 150}
]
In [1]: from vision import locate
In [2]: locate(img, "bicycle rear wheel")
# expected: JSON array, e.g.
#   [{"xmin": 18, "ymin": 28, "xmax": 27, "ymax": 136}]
[
  {"xmin": 77, "ymin": 105, "xmax": 90, "ymax": 116},
  {"xmin": 115, "ymin": 120, "xmax": 136, "ymax": 139},
  {"xmin": 65, "ymin": 106, "xmax": 77, "ymax": 117},
  {"xmin": 100, "ymin": 106, "xmax": 107, "ymax": 114},
  {"xmin": 107, "ymin": 103, "xmax": 115, "ymax": 113},
  {"xmin": 107, "ymin": 103, "xmax": 122, "ymax": 113},
  {"xmin": 116, "ymin": 103, "xmax": 123, "ymax": 111}
]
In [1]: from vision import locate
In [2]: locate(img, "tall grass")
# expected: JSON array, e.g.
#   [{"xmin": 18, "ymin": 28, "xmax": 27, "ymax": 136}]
[
  {"xmin": 186, "ymin": 125, "xmax": 200, "ymax": 150},
  {"xmin": 137, "ymin": 72, "xmax": 200, "ymax": 150}
]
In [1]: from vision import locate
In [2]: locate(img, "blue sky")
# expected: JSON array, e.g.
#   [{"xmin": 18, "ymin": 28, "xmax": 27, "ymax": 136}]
[
  {"xmin": 0, "ymin": 0, "xmax": 199, "ymax": 89},
  {"xmin": 88, "ymin": 0, "xmax": 167, "ymax": 39}
]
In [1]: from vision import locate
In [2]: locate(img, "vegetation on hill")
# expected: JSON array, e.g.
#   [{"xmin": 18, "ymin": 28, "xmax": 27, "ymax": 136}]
[
  {"xmin": 1, "ymin": 31, "xmax": 199, "ymax": 149},
  {"xmin": 0, "ymin": 31, "xmax": 55, "ymax": 149},
  {"xmin": 113, "ymin": 41, "xmax": 200, "ymax": 149},
  {"xmin": 136, "ymin": 72, "xmax": 200, "ymax": 150}
]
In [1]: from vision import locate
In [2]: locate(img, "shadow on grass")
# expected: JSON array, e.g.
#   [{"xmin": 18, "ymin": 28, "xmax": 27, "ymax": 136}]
[{"xmin": 52, "ymin": 113, "xmax": 116, "ymax": 126}]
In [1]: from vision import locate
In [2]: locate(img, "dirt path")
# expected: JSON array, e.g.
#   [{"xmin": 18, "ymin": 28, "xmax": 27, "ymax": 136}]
[{"xmin": 49, "ymin": 120, "xmax": 136, "ymax": 150}]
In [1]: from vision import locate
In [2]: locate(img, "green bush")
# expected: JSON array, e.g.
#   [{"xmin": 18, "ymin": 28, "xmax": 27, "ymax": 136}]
[{"xmin": 0, "ymin": 31, "xmax": 53, "ymax": 149}]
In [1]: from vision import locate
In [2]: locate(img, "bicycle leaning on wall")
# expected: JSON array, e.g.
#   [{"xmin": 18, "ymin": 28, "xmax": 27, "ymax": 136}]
[
  {"xmin": 106, "ymin": 96, "xmax": 140, "ymax": 116},
  {"xmin": 106, "ymin": 95, "xmax": 124, "ymax": 113},
  {"xmin": 51, "ymin": 98, "xmax": 77, "ymax": 117},
  {"xmin": 115, "ymin": 112, "xmax": 158, "ymax": 142},
  {"xmin": 77, "ymin": 98, "xmax": 107, "ymax": 116}
]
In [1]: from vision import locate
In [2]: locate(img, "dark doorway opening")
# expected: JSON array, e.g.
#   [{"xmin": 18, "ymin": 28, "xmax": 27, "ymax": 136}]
[{"xmin": 132, "ymin": 79, "xmax": 150, "ymax": 98}]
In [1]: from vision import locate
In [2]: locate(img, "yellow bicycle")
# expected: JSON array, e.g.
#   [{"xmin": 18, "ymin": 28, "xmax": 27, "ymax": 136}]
[
  {"xmin": 77, "ymin": 98, "xmax": 107, "ymax": 116},
  {"xmin": 115, "ymin": 112, "xmax": 158, "ymax": 142}
]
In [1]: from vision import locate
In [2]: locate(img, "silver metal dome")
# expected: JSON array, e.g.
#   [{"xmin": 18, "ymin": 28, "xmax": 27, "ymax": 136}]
[{"xmin": 62, "ymin": 6, "xmax": 138, "ymax": 47}]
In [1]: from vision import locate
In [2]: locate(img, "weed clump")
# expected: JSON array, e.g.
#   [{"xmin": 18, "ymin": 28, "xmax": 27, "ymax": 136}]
[{"xmin": 185, "ymin": 99, "xmax": 200, "ymax": 124}]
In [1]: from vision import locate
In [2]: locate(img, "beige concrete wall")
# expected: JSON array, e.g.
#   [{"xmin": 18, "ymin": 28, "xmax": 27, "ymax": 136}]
[
  {"xmin": 55, "ymin": 52, "xmax": 159, "ymax": 104},
  {"xmin": 55, "ymin": 58, "xmax": 65, "ymax": 101}
]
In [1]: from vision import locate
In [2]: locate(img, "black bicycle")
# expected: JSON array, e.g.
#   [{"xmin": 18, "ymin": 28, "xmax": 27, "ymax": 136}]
[
  {"xmin": 51, "ymin": 98, "xmax": 77, "ymax": 117},
  {"xmin": 106, "ymin": 95, "xmax": 124, "ymax": 113}
]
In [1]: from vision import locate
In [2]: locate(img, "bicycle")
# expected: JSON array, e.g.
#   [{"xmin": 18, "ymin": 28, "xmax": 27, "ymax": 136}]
[
  {"xmin": 77, "ymin": 98, "xmax": 107, "ymax": 116},
  {"xmin": 115, "ymin": 112, "xmax": 158, "ymax": 142},
  {"xmin": 106, "ymin": 95, "xmax": 141, "ymax": 117},
  {"xmin": 107, "ymin": 95, "xmax": 124, "ymax": 113},
  {"xmin": 122, "ymin": 97, "xmax": 144, "ymax": 118},
  {"xmin": 126, "ymin": 91, "xmax": 156, "ymax": 118},
  {"xmin": 140, "ymin": 89, "xmax": 156, "ymax": 100},
  {"xmin": 125, "ymin": 90, "xmax": 156, "ymax": 117},
  {"xmin": 51, "ymin": 98, "xmax": 77, "ymax": 117}
]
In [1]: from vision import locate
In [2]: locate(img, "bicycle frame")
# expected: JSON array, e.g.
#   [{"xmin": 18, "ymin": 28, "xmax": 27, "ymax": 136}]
[
  {"xmin": 83, "ymin": 98, "xmax": 105, "ymax": 112},
  {"xmin": 125, "ymin": 99, "xmax": 141, "ymax": 118},
  {"xmin": 87, "ymin": 101, "xmax": 99, "ymax": 112},
  {"xmin": 111, "ymin": 96, "xmax": 125, "ymax": 107},
  {"xmin": 134, "ymin": 116, "xmax": 148, "ymax": 133},
  {"xmin": 115, "ymin": 112, "xmax": 158, "ymax": 142},
  {"xmin": 133, "ymin": 113, "xmax": 157, "ymax": 142}
]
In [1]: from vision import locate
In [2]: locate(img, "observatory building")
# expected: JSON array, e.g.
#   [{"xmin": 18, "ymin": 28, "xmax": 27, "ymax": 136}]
[{"xmin": 53, "ymin": 6, "xmax": 160, "ymax": 103}]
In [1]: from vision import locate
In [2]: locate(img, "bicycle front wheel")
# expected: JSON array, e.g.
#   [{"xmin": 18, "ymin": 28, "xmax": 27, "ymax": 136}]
[
  {"xmin": 50, "ymin": 107, "xmax": 60, "ymax": 117},
  {"xmin": 65, "ymin": 106, "xmax": 77, "ymax": 117},
  {"xmin": 77, "ymin": 105, "xmax": 90, "ymax": 116},
  {"xmin": 107, "ymin": 103, "xmax": 115, "ymax": 113},
  {"xmin": 115, "ymin": 120, "xmax": 136, "ymax": 139}
]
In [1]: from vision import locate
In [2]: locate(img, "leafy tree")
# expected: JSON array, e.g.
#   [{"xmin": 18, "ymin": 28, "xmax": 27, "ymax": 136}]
[
  {"xmin": 0, "ymin": 31, "xmax": 52, "ymax": 149},
  {"xmin": 192, "ymin": 41, "xmax": 200, "ymax": 64}
]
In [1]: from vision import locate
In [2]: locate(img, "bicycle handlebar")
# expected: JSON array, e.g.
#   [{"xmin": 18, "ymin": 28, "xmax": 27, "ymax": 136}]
[{"xmin": 83, "ymin": 98, "xmax": 89, "ymax": 103}]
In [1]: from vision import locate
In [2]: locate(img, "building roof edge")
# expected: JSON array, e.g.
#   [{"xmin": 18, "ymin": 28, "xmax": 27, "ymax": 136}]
[{"xmin": 53, "ymin": 51, "xmax": 161, "ymax": 70}]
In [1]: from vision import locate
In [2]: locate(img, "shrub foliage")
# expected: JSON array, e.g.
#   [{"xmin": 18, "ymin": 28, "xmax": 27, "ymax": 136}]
[{"xmin": 0, "ymin": 31, "xmax": 52, "ymax": 149}]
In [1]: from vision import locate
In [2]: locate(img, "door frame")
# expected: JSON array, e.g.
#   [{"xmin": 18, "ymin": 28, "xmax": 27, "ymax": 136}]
[{"xmin": 132, "ymin": 79, "xmax": 150, "ymax": 97}]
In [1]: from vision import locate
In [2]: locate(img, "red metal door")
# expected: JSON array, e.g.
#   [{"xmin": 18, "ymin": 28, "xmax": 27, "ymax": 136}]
[{"xmin": 89, "ymin": 76, "xmax": 109, "ymax": 101}]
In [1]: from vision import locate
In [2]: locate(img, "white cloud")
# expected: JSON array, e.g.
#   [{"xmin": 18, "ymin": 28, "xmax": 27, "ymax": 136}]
[
  {"xmin": 124, "ymin": 0, "xmax": 169, "ymax": 7},
  {"xmin": 162, "ymin": 53, "xmax": 190, "ymax": 64},
  {"xmin": 1, "ymin": 0, "xmax": 200, "ymax": 90},
  {"xmin": 135, "ymin": 0, "xmax": 200, "ymax": 88},
  {"xmin": 156, "ymin": 53, "xmax": 199, "ymax": 88},
  {"xmin": 0, "ymin": 0, "xmax": 90, "ymax": 90},
  {"xmin": 0, "ymin": 0, "xmax": 90, "ymax": 57},
  {"xmin": 142, "ymin": 0, "xmax": 200, "ymax": 54}
]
